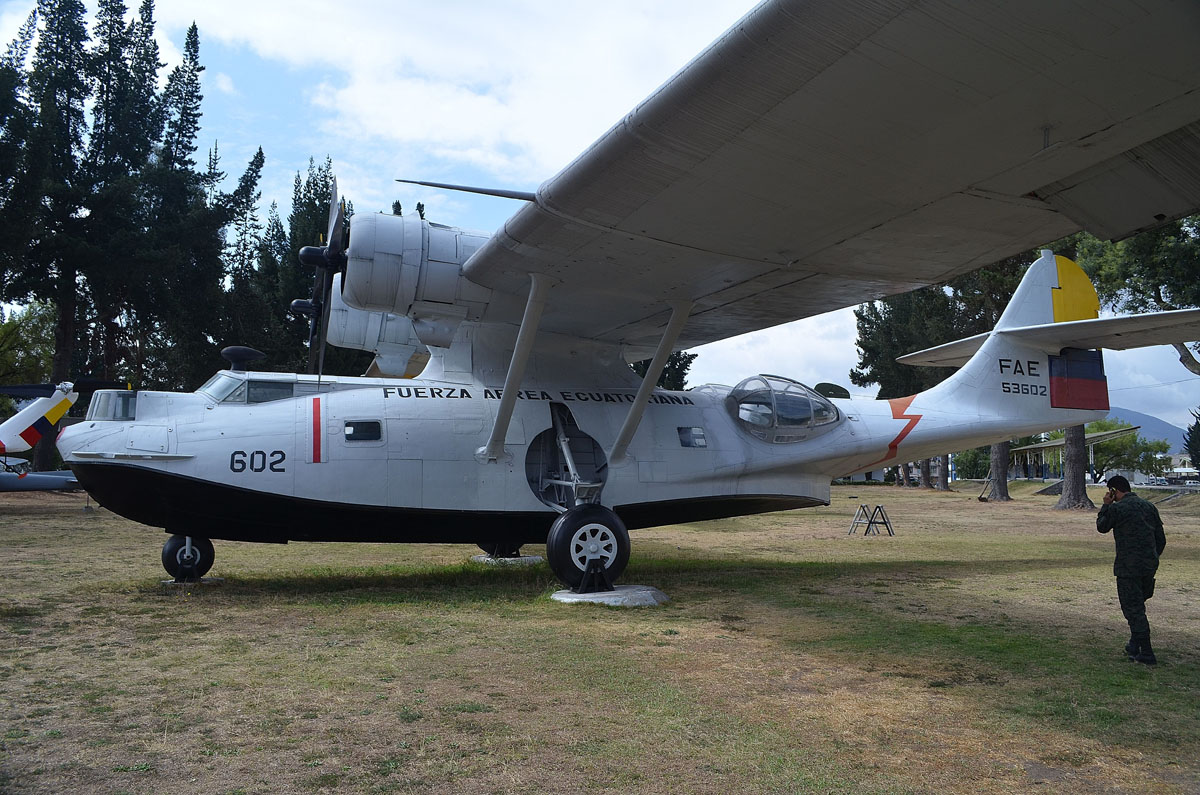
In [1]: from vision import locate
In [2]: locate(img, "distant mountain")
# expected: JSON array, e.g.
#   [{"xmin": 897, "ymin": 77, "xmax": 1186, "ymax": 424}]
[{"xmin": 1108, "ymin": 406, "xmax": 1186, "ymax": 453}]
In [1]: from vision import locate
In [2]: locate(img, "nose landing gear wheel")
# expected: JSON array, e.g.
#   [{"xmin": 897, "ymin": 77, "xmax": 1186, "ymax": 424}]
[
  {"xmin": 545, "ymin": 504, "xmax": 629, "ymax": 591},
  {"xmin": 162, "ymin": 534, "xmax": 214, "ymax": 581}
]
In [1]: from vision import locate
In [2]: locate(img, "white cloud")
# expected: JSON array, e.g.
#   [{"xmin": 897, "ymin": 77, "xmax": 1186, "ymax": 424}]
[
  {"xmin": 211, "ymin": 72, "xmax": 237, "ymax": 95},
  {"xmin": 688, "ymin": 307, "xmax": 871, "ymax": 394},
  {"xmin": 151, "ymin": 0, "xmax": 759, "ymax": 182}
]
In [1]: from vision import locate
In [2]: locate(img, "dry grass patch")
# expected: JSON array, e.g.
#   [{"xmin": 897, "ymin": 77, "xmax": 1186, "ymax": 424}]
[{"xmin": 1, "ymin": 482, "xmax": 1197, "ymax": 793}]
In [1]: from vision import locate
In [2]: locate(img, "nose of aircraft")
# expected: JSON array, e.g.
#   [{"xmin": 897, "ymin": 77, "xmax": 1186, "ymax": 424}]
[{"xmin": 57, "ymin": 420, "xmax": 123, "ymax": 461}]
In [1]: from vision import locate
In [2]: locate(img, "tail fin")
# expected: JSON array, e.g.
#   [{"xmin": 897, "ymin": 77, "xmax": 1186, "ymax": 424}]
[
  {"xmin": 852, "ymin": 250, "xmax": 1200, "ymax": 467},
  {"xmin": 912, "ymin": 249, "xmax": 1200, "ymax": 431},
  {"xmin": 916, "ymin": 250, "xmax": 1111, "ymax": 430},
  {"xmin": 994, "ymin": 249, "xmax": 1099, "ymax": 330},
  {"xmin": 0, "ymin": 384, "xmax": 79, "ymax": 454}
]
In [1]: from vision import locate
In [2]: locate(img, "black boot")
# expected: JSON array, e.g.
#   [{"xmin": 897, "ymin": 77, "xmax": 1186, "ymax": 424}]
[
  {"xmin": 1131, "ymin": 633, "xmax": 1156, "ymax": 665},
  {"xmin": 1125, "ymin": 635, "xmax": 1138, "ymax": 658}
]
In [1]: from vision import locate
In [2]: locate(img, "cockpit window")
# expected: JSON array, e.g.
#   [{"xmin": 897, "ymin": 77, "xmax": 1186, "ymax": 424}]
[
  {"xmin": 204, "ymin": 377, "xmax": 295, "ymax": 405},
  {"xmin": 198, "ymin": 373, "xmax": 243, "ymax": 402},
  {"xmin": 727, "ymin": 375, "xmax": 840, "ymax": 443}
]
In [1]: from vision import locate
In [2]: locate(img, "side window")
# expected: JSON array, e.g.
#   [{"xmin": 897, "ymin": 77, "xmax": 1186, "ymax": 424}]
[
  {"xmin": 344, "ymin": 420, "xmax": 382, "ymax": 442},
  {"xmin": 247, "ymin": 381, "xmax": 294, "ymax": 404},
  {"xmin": 677, "ymin": 427, "xmax": 707, "ymax": 448}
]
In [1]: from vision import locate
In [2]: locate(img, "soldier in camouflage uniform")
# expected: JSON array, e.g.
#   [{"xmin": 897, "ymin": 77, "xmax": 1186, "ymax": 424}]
[{"xmin": 1096, "ymin": 475, "xmax": 1166, "ymax": 665}]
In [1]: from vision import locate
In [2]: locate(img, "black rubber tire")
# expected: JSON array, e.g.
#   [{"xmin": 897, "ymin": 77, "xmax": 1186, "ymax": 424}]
[
  {"xmin": 545, "ymin": 504, "xmax": 630, "ymax": 589},
  {"xmin": 162, "ymin": 534, "xmax": 215, "ymax": 580},
  {"xmin": 477, "ymin": 541, "xmax": 523, "ymax": 558}
]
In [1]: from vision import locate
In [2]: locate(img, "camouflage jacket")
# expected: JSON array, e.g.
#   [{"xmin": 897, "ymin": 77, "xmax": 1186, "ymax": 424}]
[{"xmin": 1096, "ymin": 493, "xmax": 1166, "ymax": 577}]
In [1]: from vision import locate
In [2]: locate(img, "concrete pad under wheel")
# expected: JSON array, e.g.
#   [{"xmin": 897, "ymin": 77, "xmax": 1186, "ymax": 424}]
[
  {"xmin": 551, "ymin": 585, "xmax": 670, "ymax": 607},
  {"xmin": 470, "ymin": 554, "xmax": 544, "ymax": 566}
]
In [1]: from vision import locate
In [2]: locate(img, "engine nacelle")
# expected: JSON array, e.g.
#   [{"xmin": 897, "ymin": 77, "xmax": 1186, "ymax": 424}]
[{"xmin": 341, "ymin": 212, "xmax": 493, "ymax": 347}]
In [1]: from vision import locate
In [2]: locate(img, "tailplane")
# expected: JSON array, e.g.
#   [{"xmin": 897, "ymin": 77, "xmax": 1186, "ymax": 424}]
[{"xmin": 910, "ymin": 250, "xmax": 1200, "ymax": 431}]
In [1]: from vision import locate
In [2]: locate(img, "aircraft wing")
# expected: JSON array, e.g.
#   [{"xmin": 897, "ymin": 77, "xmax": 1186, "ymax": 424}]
[
  {"xmin": 0, "ymin": 471, "xmax": 80, "ymax": 492},
  {"xmin": 462, "ymin": 0, "xmax": 1200, "ymax": 354},
  {"xmin": 898, "ymin": 309, "xmax": 1200, "ymax": 367}
]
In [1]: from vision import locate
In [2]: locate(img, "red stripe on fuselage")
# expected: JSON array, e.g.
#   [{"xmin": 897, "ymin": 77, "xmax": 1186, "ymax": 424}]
[
  {"xmin": 312, "ymin": 397, "xmax": 322, "ymax": 463},
  {"xmin": 863, "ymin": 395, "xmax": 922, "ymax": 468}
]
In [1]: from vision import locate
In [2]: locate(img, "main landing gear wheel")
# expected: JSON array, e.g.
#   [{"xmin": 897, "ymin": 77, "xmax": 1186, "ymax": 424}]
[
  {"xmin": 477, "ymin": 541, "xmax": 523, "ymax": 558},
  {"xmin": 162, "ymin": 534, "xmax": 214, "ymax": 581},
  {"xmin": 545, "ymin": 504, "xmax": 630, "ymax": 590}
]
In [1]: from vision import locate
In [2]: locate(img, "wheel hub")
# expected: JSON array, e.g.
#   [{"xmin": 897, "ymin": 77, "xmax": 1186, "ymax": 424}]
[{"xmin": 570, "ymin": 523, "xmax": 616, "ymax": 571}]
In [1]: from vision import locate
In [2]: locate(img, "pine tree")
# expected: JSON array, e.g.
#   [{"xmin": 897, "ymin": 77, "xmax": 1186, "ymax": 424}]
[
  {"xmin": 201, "ymin": 141, "xmax": 224, "ymax": 205},
  {"xmin": 161, "ymin": 22, "xmax": 203, "ymax": 172},
  {"xmin": 226, "ymin": 147, "xmax": 265, "ymax": 281},
  {"xmin": 631, "ymin": 351, "xmax": 697, "ymax": 390},
  {"xmin": 0, "ymin": 9, "xmax": 38, "ymax": 213},
  {"xmin": 8, "ymin": 0, "xmax": 92, "ymax": 469},
  {"xmin": 1184, "ymin": 409, "xmax": 1200, "ymax": 470}
]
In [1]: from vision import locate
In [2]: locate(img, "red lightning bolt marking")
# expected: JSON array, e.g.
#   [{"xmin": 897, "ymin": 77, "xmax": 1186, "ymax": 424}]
[{"xmin": 864, "ymin": 395, "xmax": 923, "ymax": 468}]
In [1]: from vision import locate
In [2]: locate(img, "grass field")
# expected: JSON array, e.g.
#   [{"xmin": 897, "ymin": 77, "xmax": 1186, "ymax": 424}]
[{"xmin": 1, "ymin": 482, "xmax": 1198, "ymax": 794}]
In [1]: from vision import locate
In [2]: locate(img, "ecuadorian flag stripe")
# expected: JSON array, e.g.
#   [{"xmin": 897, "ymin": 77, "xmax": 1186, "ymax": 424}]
[
  {"xmin": 15, "ymin": 397, "xmax": 74, "ymax": 448},
  {"xmin": 1049, "ymin": 349, "xmax": 1108, "ymax": 410},
  {"xmin": 45, "ymin": 397, "xmax": 72, "ymax": 424}
]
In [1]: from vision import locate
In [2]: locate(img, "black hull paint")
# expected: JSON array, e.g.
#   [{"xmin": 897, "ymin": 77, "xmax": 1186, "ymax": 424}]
[{"xmin": 69, "ymin": 462, "xmax": 826, "ymax": 544}]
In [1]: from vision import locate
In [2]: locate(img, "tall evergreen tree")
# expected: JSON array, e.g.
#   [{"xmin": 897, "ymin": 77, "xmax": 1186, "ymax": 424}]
[
  {"xmin": 0, "ymin": 9, "xmax": 38, "ymax": 214},
  {"xmin": 7, "ymin": 0, "xmax": 91, "ymax": 469},
  {"xmin": 631, "ymin": 351, "xmax": 697, "ymax": 390},
  {"xmin": 1184, "ymin": 409, "xmax": 1200, "ymax": 470},
  {"xmin": 226, "ymin": 147, "xmax": 265, "ymax": 281},
  {"xmin": 135, "ymin": 22, "xmax": 227, "ymax": 390},
  {"xmin": 160, "ymin": 22, "xmax": 202, "ymax": 172},
  {"xmin": 1078, "ymin": 217, "xmax": 1200, "ymax": 375},
  {"xmin": 285, "ymin": 158, "xmax": 371, "ymax": 376}
]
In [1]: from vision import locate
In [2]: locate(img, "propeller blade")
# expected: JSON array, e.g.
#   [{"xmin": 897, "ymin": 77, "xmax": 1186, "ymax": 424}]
[
  {"xmin": 0, "ymin": 379, "xmax": 129, "ymax": 399},
  {"xmin": 326, "ymin": 176, "xmax": 345, "ymax": 257},
  {"xmin": 316, "ymin": 267, "xmax": 336, "ymax": 380},
  {"xmin": 0, "ymin": 384, "xmax": 56, "ymax": 398},
  {"xmin": 73, "ymin": 379, "xmax": 131, "ymax": 393}
]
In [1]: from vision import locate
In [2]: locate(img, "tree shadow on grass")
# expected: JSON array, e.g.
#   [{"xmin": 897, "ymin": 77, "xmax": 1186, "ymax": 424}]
[{"xmin": 628, "ymin": 555, "xmax": 1200, "ymax": 756}]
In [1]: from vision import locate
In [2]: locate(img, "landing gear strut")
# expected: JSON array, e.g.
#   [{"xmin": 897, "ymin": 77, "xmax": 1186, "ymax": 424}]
[
  {"xmin": 162, "ymin": 534, "xmax": 214, "ymax": 581},
  {"xmin": 545, "ymin": 504, "xmax": 629, "ymax": 592},
  {"xmin": 476, "ymin": 541, "xmax": 523, "ymax": 559}
]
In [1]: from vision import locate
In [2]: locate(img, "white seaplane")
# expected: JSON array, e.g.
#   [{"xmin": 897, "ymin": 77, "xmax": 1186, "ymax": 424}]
[{"xmin": 6, "ymin": 0, "xmax": 1200, "ymax": 587}]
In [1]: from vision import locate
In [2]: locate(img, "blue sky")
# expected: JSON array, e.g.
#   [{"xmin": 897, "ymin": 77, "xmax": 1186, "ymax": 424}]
[{"xmin": 3, "ymin": 0, "xmax": 1199, "ymax": 429}]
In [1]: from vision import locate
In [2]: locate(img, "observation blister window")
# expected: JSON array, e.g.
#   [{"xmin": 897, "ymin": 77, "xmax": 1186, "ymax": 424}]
[{"xmin": 726, "ymin": 375, "xmax": 840, "ymax": 443}]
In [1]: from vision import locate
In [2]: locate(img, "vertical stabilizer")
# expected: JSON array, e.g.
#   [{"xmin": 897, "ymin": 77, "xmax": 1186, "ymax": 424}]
[
  {"xmin": 916, "ymin": 251, "xmax": 1109, "ymax": 441},
  {"xmin": 995, "ymin": 249, "xmax": 1100, "ymax": 330},
  {"xmin": 0, "ymin": 386, "xmax": 78, "ymax": 454}
]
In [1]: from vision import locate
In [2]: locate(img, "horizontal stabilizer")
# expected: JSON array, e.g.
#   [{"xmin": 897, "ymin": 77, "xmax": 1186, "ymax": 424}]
[{"xmin": 899, "ymin": 308, "xmax": 1200, "ymax": 368}]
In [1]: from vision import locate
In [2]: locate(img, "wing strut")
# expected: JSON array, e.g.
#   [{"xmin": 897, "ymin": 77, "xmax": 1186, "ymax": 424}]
[
  {"xmin": 478, "ymin": 273, "xmax": 553, "ymax": 463},
  {"xmin": 608, "ymin": 300, "xmax": 693, "ymax": 464}
]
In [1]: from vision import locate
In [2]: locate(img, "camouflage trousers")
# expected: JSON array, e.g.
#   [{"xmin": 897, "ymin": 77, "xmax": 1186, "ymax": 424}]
[{"xmin": 1116, "ymin": 575, "xmax": 1156, "ymax": 636}]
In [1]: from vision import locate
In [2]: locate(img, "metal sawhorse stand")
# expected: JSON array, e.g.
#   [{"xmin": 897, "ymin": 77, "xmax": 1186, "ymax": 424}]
[{"xmin": 848, "ymin": 504, "xmax": 895, "ymax": 536}]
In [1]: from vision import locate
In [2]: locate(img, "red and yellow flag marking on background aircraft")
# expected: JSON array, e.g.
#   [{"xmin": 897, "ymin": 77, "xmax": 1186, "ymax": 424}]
[
  {"xmin": 0, "ymin": 395, "xmax": 74, "ymax": 455},
  {"xmin": 863, "ymin": 395, "xmax": 922, "ymax": 469}
]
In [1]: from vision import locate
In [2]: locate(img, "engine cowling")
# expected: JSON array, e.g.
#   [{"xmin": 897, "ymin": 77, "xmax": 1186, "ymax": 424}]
[{"xmin": 341, "ymin": 213, "xmax": 493, "ymax": 347}]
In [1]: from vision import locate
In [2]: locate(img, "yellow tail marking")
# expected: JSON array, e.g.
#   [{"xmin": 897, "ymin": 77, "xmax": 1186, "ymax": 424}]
[
  {"xmin": 1051, "ymin": 255, "xmax": 1099, "ymax": 323},
  {"xmin": 45, "ymin": 397, "xmax": 73, "ymax": 425}
]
